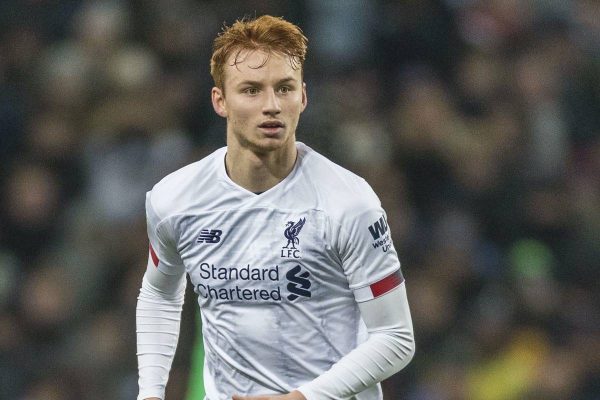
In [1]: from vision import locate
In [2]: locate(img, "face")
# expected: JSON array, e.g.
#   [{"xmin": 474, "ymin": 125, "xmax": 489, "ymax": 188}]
[{"xmin": 211, "ymin": 49, "xmax": 307, "ymax": 155}]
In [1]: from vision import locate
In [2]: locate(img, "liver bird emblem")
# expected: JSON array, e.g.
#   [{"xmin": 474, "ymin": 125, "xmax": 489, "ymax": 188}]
[{"xmin": 284, "ymin": 217, "xmax": 306, "ymax": 249}]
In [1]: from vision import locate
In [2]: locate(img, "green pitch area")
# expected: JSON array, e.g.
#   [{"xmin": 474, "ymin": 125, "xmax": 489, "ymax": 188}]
[{"xmin": 186, "ymin": 312, "xmax": 205, "ymax": 400}]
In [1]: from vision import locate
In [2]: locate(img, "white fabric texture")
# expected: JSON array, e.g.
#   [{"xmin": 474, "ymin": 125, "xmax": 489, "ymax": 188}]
[
  {"xmin": 137, "ymin": 257, "xmax": 186, "ymax": 400},
  {"xmin": 296, "ymin": 283, "xmax": 414, "ymax": 400},
  {"xmin": 137, "ymin": 143, "xmax": 415, "ymax": 399}
]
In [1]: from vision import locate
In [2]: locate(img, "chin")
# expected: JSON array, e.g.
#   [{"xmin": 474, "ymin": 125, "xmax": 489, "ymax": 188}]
[
  {"xmin": 231, "ymin": 128, "xmax": 295, "ymax": 154},
  {"xmin": 252, "ymin": 139, "xmax": 286, "ymax": 154},
  {"xmin": 251, "ymin": 134, "xmax": 294, "ymax": 153}
]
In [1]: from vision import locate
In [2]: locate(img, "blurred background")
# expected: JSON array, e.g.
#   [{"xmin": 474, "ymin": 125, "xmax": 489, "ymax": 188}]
[{"xmin": 0, "ymin": 0, "xmax": 599, "ymax": 399}]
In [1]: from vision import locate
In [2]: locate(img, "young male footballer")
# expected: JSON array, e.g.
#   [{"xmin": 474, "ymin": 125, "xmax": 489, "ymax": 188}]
[{"xmin": 137, "ymin": 15, "xmax": 415, "ymax": 400}]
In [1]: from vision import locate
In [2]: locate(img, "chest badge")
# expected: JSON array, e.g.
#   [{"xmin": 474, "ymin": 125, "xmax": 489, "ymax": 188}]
[{"xmin": 281, "ymin": 217, "xmax": 306, "ymax": 259}]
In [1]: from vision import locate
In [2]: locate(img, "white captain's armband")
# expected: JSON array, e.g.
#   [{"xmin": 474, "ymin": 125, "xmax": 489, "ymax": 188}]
[{"xmin": 353, "ymin": 270, "xmax": 404, "ymax": 302}]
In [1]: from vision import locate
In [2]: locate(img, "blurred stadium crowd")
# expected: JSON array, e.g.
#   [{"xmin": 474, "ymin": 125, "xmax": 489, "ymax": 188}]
[{"xmin": 0, "ymin": 0, "xmax": 599, "ymax": 399}]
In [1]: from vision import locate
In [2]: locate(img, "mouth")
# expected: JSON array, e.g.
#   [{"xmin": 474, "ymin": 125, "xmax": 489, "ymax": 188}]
[
  {"xmin": 258, "ymin": 120, "xmax": 285, "ymax": 136},
  {"xmin": 259, "ymin": 120, "xmax": 285, "ymax": 129}
]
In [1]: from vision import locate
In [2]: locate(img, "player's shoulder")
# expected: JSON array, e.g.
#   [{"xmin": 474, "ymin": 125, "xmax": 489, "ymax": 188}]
[
  {"xmin": 297, "ymin": 143, "xmax": 381, "ymax": 217},
  {"xmin": 147, "ymin": 146, "xmax": 226, "ymax": 219}
]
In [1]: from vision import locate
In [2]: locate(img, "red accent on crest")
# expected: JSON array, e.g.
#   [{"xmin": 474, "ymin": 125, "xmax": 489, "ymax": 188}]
[
  {"xmin": 149, "ymin": 244, "xmax": 159, "ymax": 267},
  {"xmin": 370, "ymin": 271, "xmax": 403, "ymax": 298}
]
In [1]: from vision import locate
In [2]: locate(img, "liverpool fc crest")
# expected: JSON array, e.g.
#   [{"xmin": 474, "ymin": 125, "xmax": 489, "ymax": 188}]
[{"xmin": 281, "ymin": 217, "xmax": 306, "ymax": 258}]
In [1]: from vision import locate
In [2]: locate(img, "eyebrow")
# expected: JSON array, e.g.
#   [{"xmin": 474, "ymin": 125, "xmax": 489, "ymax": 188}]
[{"xmin": 236, "ymin": 77, "xmax": 298, "ymax": 87}]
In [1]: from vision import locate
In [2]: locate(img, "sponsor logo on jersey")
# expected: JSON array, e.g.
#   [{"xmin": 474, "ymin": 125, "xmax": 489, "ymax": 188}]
[
  {"xmin": 281, "ymin": 217, "xmax": 306, "ymax": 259},
  {"xmin": 196, "ymin": 229, "xmax": 223, "ymax": 244},
  {"xmin": 195, "ymin": 263, "xmax": 282, "ymax": 301},
  {"xmin": 368, "ymin": 216, "xmax": 392, "ymax": 252},
  {"xmin": 193, "ymin": 262, "xmax": 313, "ymax": 303},
  {"xmin": 286, "ymin": 265, "xmax": 311, "ymax": 300},
  {"xmin": 368, "ymin": 216, "xmax": 388, "ymax": 240}
]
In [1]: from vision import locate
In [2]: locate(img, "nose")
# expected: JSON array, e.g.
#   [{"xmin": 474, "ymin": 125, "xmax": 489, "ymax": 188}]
[{"xmin": 262, "ymin": 88, "xmax": 281, "ymax": 116}]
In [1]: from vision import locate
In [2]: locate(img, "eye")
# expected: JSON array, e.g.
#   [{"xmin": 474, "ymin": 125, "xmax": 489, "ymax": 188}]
[
  {"xmin": 244, "ymin": 87, "xmax": 259, "ymax": 95},
  {"xmin": 279, "ymin": 86, "xmax": 290, "ymax": 94}
]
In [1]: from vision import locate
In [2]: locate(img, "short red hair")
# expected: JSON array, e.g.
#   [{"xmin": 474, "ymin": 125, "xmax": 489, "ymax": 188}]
[{"xmin": 210, "ymin": 15, "xmax": 308, "ymax": 90}]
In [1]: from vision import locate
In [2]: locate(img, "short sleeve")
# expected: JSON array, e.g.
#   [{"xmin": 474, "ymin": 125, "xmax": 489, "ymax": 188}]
[
  {"xmin": 146, "ymin": 191, "xmax": 185, "ymax": 276},
  {"xmin": 337, "ymin": 189, "xmax": 403, "ymax": 303}
]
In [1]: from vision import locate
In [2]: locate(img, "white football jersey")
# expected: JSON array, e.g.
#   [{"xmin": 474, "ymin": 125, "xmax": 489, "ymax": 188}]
[{"xmin": 146, "ymin": 142, "xmax": 403, "ymax": 400}]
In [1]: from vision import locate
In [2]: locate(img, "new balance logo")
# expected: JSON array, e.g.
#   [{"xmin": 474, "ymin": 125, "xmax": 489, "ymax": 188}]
[
  {"xmin": 368, "ymin": 216, "xmax": 388, "ymax": 240},
  {"xmin": 286, "ymin": 265, "xmax": 311, "ymax": 301},
  {"xmin": 196, "ymin": 229, "xmax": 223, "ymax": 244}
]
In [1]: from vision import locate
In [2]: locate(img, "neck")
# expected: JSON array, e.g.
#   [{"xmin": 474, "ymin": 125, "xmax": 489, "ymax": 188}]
[{"xmin": 225, "ymin": 140, "xmax": 298, "ymax": 193}]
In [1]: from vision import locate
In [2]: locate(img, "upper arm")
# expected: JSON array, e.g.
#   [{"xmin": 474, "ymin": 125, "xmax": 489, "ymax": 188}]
[
  {"xmin": 358, "ymin": 281, "xmax": 414, "ymax": 334},
  {"xmin": 143, "ymin": 254, "xmax": 187, "ymax": 298},
  {"xmin": 145, "ymin": 191, "xmax": 185, "ymax": 277},
  {"xmin": 335, "ymin": 186, "xmax": 403, "ymax": 303}
]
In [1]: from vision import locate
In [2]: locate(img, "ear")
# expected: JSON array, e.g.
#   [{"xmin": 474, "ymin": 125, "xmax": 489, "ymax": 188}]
[
  {"xmin": 211, "ymin": 87, "xmax": 227, "ymax": 118},
  {"xmin": 300, "ymin": 82, "xmax": 308, "ymax": 113}
]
